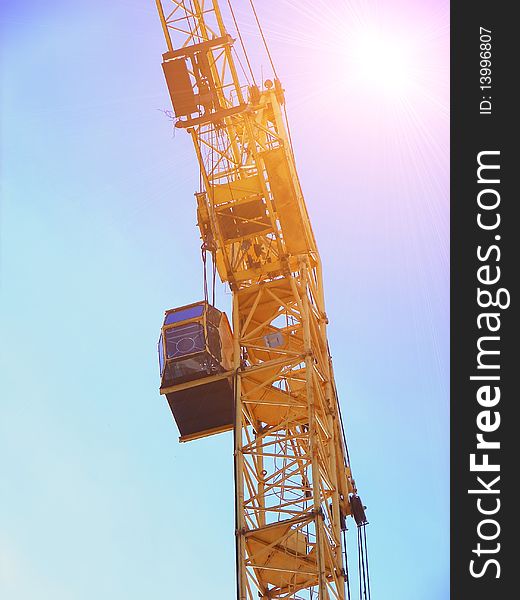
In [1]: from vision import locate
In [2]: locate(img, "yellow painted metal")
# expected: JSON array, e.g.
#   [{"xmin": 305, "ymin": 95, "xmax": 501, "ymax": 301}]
[
  {"xmin": 179, "ymin": 422, "xmax": 234, "ymax": 443},
  {"xmin": 159, "ymin": 370, "xmax": 231, "ymax": 396},
  {"xmin": 155, "ymin": 2, "xmax": 357, "ymax": 598}
]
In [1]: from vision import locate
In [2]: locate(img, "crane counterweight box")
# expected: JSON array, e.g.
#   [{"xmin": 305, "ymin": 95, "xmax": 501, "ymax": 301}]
[{"xmin": 158, "ymin": 301, "xmax": 234, "ymax": 441}]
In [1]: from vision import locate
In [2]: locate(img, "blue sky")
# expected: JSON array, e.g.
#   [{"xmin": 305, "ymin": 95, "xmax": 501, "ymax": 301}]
[{"xmin": 1, "ymin": 1, "xmax": 449, "ymax": 598}]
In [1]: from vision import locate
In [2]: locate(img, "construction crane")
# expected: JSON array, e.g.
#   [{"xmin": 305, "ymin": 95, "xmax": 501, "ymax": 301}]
[{"xmin": 154, "ymin": 1, "xmax": 370, "ymax": 598}]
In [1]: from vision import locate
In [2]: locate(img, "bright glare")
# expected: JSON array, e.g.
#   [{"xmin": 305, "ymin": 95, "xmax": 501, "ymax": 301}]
[{"xmin": 342, "ymin": 25, "xmax": 416, "ymax": 99}]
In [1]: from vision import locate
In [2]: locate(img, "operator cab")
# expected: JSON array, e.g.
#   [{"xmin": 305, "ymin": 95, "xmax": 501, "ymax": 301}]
[{"xmin": 158, "ymin": 301, "xmax": 234, "ymax": 441}]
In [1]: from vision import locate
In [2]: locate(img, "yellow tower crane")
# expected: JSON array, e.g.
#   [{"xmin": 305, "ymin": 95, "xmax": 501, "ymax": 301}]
[{"xmin": 154, "ymin": 2, "xmax": 369, "ymax": 598}]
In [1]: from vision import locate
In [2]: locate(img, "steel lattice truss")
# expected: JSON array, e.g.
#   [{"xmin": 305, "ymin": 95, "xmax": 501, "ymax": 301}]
[{"xmin": 156, "ymin": 2, "xmax": 358, "ymax": 598}]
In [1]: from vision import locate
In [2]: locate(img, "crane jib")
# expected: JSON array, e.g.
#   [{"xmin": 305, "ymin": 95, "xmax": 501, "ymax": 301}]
[{"xmin": 153, "ymin": 2, "xmax": 370, "ymax": 599}]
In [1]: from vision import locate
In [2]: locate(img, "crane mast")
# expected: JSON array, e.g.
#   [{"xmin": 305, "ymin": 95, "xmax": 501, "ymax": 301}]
[{"xmin": 155, "ymin": 2, "xmax": 367, "ymax": 598}]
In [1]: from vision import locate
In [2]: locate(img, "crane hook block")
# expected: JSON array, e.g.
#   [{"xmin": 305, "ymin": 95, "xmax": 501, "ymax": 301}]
[{"xmin": 158, "ymin": 301, "xmax": 234, "ymax": 441}]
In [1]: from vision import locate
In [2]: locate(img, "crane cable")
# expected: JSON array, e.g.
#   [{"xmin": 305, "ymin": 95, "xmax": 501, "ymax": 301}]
[
  {"xmin": 202, "ymin": 118, "xmax": 217, "ymax": 307},
  {"xmin": 357, "ymin": 524, "xmax": 372, "ymax": 600},
  {"xmin": 227, "ymin": 0, "xmax": 257, "ymax": 86},
  {"xmin": 343, "ymin": 527, "xmax": 352, "ymax": 600},
  {"xmin": 248, "ymin": 0, "xmax": 278, "ymax": 80},
  {"xmin": 246, "ymin": 0, "xmax": 298, "ymax": 190}
]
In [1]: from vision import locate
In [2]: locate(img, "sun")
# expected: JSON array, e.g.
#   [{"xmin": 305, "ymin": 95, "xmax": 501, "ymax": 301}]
[{"xmin": 341, "ymin": 24, "xmax": 417, "ymax": 100}]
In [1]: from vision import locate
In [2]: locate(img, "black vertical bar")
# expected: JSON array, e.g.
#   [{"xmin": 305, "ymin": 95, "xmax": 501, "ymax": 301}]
[{"xmin": 451, "ymin": 2, "xmax": 514, "ymax": 598}]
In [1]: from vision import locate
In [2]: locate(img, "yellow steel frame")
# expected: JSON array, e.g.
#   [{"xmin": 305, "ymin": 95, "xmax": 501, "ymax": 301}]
[{"xmin": 156, "ymin": 2, "xmax": 356, "ymax": 598}]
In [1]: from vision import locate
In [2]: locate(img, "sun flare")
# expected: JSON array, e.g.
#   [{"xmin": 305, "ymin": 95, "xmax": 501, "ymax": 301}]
[{"xmin": 340, "ymin": 24, "xmax": 417, "ymax": 100}]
